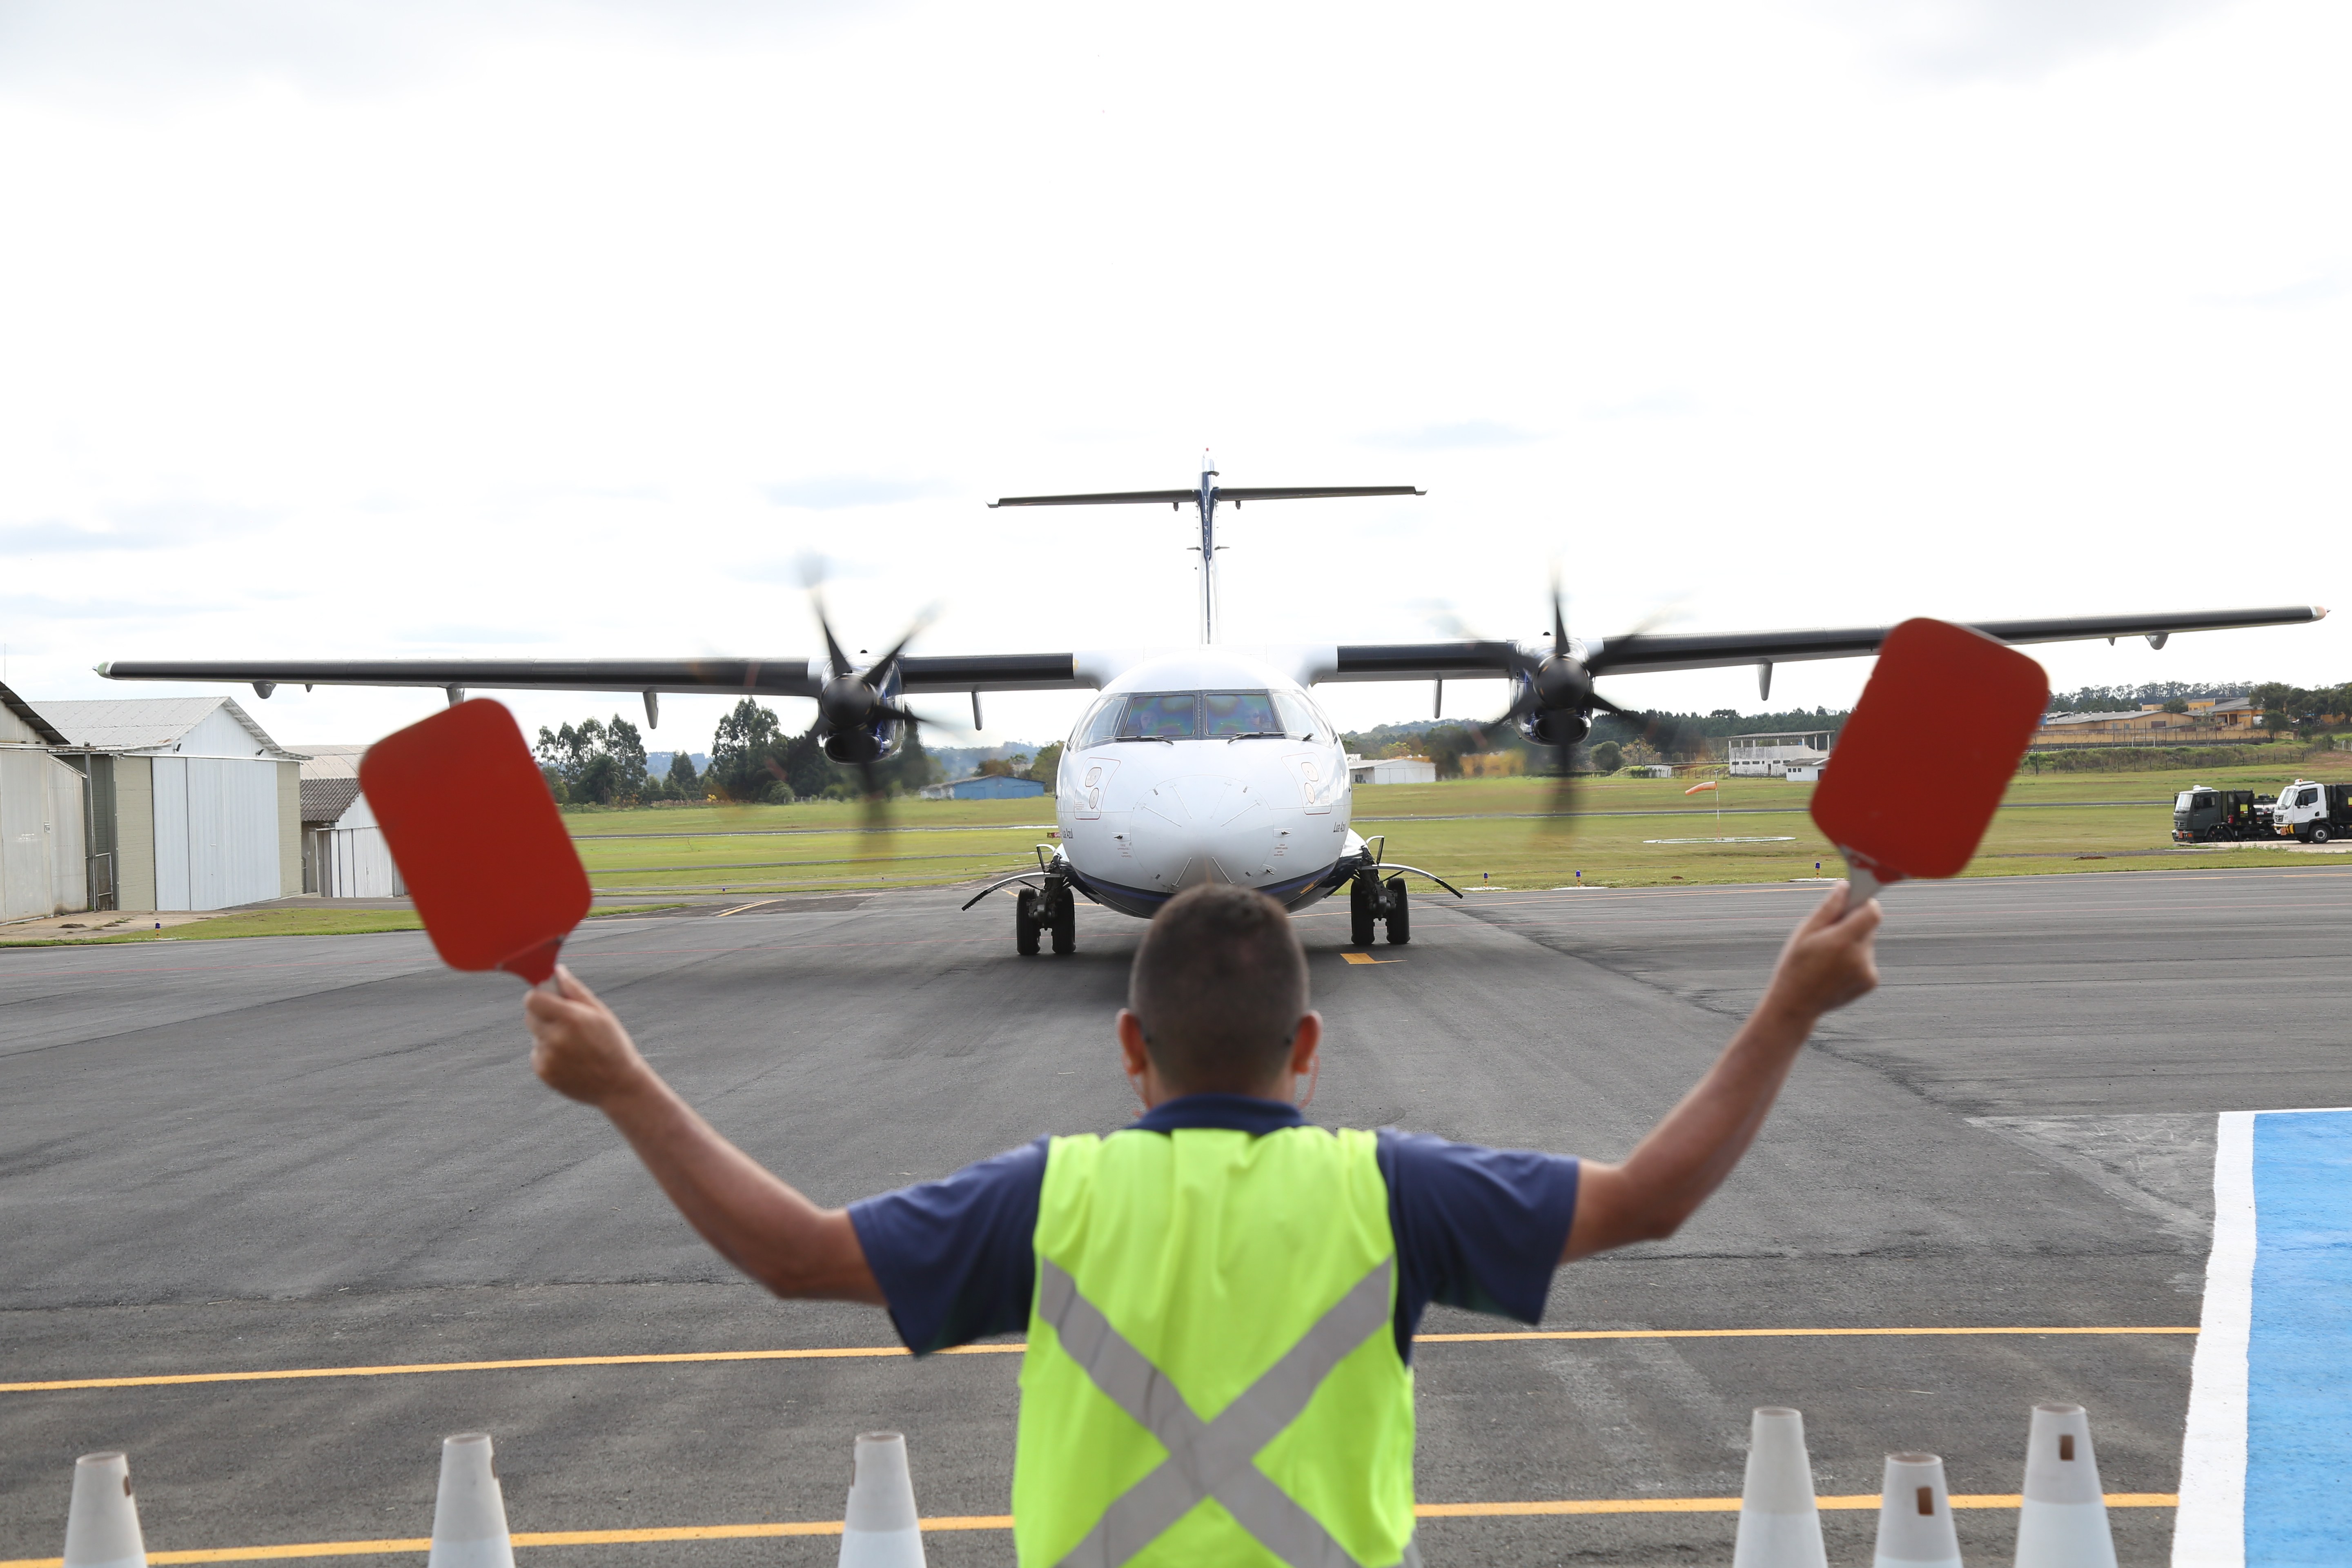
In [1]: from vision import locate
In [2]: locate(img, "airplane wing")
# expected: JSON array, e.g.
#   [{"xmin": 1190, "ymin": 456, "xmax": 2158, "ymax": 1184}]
[
  {"xmin": 94, "ymin": 653, "xmax": 1095, "ymax": 701},
  {"xmin": 1314, "ymin": 605, "xmax": 2329, "ymax": 683},
  {"xmin": 988, "ymin": 485, "xmax": 1423, "ymax": 508}
]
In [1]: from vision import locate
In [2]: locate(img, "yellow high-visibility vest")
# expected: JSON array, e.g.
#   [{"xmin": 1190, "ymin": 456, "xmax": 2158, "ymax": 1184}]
[{"xmin": 1013, "ymin": 1124, "xmax": 1419, "ymax": 1567}]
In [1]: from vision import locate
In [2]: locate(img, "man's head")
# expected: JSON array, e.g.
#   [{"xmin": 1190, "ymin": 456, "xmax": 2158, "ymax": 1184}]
[{"xmin": 1122, "ymin": 884, "xmax": 1314, "ymax": 1099}]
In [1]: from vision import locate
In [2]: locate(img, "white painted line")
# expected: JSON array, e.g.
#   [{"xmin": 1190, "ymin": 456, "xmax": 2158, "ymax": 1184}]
[{"xmin": 2175, "ymin": 1109, "xmax": 2253, "ymax": 1568}]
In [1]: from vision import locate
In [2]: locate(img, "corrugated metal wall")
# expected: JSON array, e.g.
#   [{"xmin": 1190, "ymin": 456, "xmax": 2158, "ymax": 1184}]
[
  {"xmin": 149, "ymin": 756, "xmax": 283, "ymax": 910},
  {"xmin": 0, "ymin": 750, "xmax": 89, "ymax": 920},
  {"xmin": 116, "ymin": 757, "xmax": 155, "ymax": 911}
]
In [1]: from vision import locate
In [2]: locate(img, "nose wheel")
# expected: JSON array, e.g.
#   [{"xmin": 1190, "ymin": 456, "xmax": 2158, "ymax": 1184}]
[
  {"xmin": 1350, "ymin": 871, "xmax": 1411, "ymax": 946},
  {"xmin": 1018, "ymin": 882, "xmax": 1077, "ymax": 956}
]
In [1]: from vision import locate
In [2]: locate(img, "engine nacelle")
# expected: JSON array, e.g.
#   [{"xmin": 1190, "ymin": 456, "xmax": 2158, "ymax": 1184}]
[
  {"xmin": 1519, "ymin": 709, "xmax": 1593, "ymax": 748},
  {"xmin": 823, "ymin": 719, "xmax": 904, "ymax": 764}
]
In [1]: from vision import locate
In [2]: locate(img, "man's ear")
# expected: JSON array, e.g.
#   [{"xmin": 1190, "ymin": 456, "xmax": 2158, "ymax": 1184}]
[
  {"xmin": 1117, "ymin": 1009, "xmax": 1152, "ymax": 1080},
  {"xmin": 1289, "ymin": 1012, "xmax": 1323, "ymax": 1078}
]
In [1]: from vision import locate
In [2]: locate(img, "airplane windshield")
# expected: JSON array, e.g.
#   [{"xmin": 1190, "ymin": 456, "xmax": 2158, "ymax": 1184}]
[
  {"xmin": 1203, "ymin": 691, "xmax": 1282, "ymax": 738},
  {"xmin": 1118, "ymin": 693, "xmax": 1200, "ymax": 740}
]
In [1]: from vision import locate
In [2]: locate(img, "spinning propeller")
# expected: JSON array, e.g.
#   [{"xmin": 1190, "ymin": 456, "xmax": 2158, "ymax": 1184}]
[{"xmin": 1466, "ymin": 579, "xmax": 1665, "ymax": 831}]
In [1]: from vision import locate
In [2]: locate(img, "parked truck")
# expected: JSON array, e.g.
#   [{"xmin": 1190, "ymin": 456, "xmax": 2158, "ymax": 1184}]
[
  {"xmin": 2172, "ymin": 786, "xmax": 2274, "ymax": 842},
  {"xmin": 2270, "ymin": 780, "xmax": 2352, "ymax": 843}
]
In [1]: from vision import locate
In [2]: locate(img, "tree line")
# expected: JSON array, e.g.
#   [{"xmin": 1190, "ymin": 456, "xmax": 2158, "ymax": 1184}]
[{"xmin": 535, "ymin": 699, "xmax": 945, "ymax": 807}]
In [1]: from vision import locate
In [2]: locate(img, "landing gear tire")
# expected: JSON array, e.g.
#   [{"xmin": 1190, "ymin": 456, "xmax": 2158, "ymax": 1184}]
[
  {"xmin": 1050, "ymin": 887, "xmax": 1077, "ymax": 954},
  {"xmin": 1384, "ymin": 875, "xmax": 1410, "ymax": 945},
  {"xmin": 1015, "ymin": 889, "xmax": 1041, "ymax": 956},
  {"xmin": 2313, "ymin": 824, "xmax": 2332, "ymax": 845},
  {"xmin": 1350, "ymin": 875, "xmax": 1376, "ymax": 947}
]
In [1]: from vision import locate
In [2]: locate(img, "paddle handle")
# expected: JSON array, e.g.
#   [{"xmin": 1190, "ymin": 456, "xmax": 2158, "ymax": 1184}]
[{"xmin": 1842, "ymin": 862, "xmax": 1884, "ymax": 914}]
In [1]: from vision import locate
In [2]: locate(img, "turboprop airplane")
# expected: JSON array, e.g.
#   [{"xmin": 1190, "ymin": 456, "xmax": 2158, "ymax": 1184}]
[{"xmin": 98, "ymin": 452, "xmax": 2328, "ymax": 954}]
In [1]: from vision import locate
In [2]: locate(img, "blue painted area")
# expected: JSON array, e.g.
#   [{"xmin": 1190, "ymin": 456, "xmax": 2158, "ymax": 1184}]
[
  {"xmin": 2247, "ymin": 1109, "xmax": 2352, "ymax": 1564},
  {"xmin": 948, "ymin": 775, "xmax": 1046, "ymax": 800}
]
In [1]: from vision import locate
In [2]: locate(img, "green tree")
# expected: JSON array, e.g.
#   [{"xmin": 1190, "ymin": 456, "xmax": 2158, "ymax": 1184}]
[
  {"xmin": 2162, "ymin": 698, "xmax": 2191, "ymax": 714},
  {"xmin": 667, "ymin": 750, "xmax": 701, "ymax": 798},
  {"xmin": 779, "ymin": 725, "xmax": 834, "ymax": 800},
  {"xmin": 1027, "ymin": 742, "xmax": 1064, "ymax": 787},
  {"xmin": 1590, "ymin": 740, "xmax": 1623, "ymax": 773},
  {"xmin": 708, "ymin": 699, "xmax": 786, "ymax": 801},
  {"xmin": 534, "ymin": 716, "xmax": 647, "ymax": 806}
]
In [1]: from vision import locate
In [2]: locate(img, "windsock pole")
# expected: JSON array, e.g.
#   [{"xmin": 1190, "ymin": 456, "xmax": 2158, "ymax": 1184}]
[
  {"xmin": 62, "ymin": 1453, "xmax": 145, "ymax": 1568},
  {"xmin": 1872, "ymin": 1452, "xmax": 1962, "ymax": 1568},
  {"xmin": 427, "ymin": 1434, "xmax": 516, "ymax": 1568},
  {"xmin": 2013, "ymin": 1403, "xmax": 2116, "ymax": 1568},
  {"xmin": 1733, "ymin": 1407, "xmax": 1827, "ymax": 1568},
  {"xmin": 839, "ymin": 1431, "xmax": 925, "ymax": 1568}
]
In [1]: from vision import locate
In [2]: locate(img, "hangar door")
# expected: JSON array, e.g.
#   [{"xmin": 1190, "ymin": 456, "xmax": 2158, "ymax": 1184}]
[
  {"xmin": 151, "ymin": 756, "xmax": 282, "ymax": 911},
  {"xmin": 0, "ymin": 750, "xmax": 88, "ymax": 921}
]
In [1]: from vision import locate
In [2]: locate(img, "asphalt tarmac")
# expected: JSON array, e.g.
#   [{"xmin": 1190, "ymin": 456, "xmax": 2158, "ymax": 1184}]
[{"xmin": 6, "ymin": 866, "xmax": 2350, "ymax": 1566}]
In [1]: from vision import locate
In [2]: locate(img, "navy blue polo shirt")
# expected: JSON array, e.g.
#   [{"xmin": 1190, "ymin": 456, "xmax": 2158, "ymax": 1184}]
[{"xmin": 848, "ymin": 1093, "xmax": 1581, "ymax": 1363}]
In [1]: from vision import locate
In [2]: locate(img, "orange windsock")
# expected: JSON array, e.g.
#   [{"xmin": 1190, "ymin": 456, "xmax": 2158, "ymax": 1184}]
[{"xmin": 1684, "ymin": 780, "xmax": 1718, "ymax": 795}]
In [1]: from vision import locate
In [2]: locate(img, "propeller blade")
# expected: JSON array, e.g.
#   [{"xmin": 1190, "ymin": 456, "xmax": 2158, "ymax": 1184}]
[
  {"xmin": 865, "ymin": 606, "xmax": 938, "ymax": 686},
  {"xmin": 809, "ymin": 591, "xmax": 855, "ymax": 681},
  {"xmin": 1551, "ymin": 571, "xmax": 1569, "ymax": 661}
]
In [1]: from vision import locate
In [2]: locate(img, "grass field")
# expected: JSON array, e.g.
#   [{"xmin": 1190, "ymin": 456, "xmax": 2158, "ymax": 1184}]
[
  {"xmin": 0, "ymin": 904, "xmax": 682, "ymax": 948},
  {"xmin": 559, "ymin": 751, "xmax": 2352, "ymax": 895}
]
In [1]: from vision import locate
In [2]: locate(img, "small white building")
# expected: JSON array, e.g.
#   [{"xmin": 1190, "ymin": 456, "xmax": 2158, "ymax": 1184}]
[
  {"xmin": 35, "ymin": 696, "xmax": 304, "ymax": 911},
  {"xmin": 1728, "ymin": 729, "xmax": 1834, "ymax": 779},
  {"xmin": 298, "ymin": 748, "xmax": 405, "ymax": 898},
  {"xmin": 1345, "ymin": 753, "xmax": 1438, "ymax": 786},
  {"xmin": 0, "ymin": 684, "xmax": 89, "ymax": 920}
]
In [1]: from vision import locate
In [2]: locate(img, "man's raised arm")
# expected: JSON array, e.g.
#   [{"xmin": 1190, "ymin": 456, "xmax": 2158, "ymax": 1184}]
[
  {"xmin": 1563, "ymin": 885, "xmax": 1882, "ymax": 1262},
  {"xmin": 524, "ymin": 968, "xmax": 883, "ymax": 1303}
]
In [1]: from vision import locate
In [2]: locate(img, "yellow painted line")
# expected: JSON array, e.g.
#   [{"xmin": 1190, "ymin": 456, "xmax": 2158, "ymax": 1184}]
[
  {"xmin": 711, "ymin": 900, "xmax": 777, "ymax": 918},
  {"xmin": 1340, "ymin": 951, "xmax": 1402, "ymax": 965},
  {"xmin": 0, "ymin": 1344, "xmax": 1021, "ymax": 1394},
  {"xmin": 1417, "ymin": 1325, "xmax": 2200, "ymax": 1343},
  {"xmin": 0, "ymin": 1496, "xmax": 2182, "ymax": 1565},
  {"xmin": 2, "ymin": 1326, "xmax": 2194, "ymax": 1394}
]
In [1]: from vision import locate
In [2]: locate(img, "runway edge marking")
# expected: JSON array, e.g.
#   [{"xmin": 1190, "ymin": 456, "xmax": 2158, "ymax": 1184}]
[
  {"xmin": 1, "ymin": 1327, "xmax": 2197, "ymax": 1393},
  {"xmin": 0, "ymin": 1496, "xmax": 2183, "ymax": 1566}
]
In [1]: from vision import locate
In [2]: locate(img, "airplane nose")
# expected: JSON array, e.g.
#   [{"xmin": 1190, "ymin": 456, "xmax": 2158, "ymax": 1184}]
[{"xmin": 1134, "ymin": 774, "xmax": 1272, "ymax": 888}]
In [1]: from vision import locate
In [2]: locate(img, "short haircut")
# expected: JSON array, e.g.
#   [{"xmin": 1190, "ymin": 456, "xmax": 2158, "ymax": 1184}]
[{"xmin": 1128, "ymin": 884, "xmax": 1310, "ymax": 1091}]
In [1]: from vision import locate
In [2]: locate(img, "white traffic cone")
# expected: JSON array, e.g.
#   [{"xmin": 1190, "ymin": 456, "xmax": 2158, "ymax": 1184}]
[
  {"xmin": 1733, "ymin": 1408, "xmax": 1828, "ymax": 1568},
  {"xmin": 1873, "ymin": 1453, "xmax": 1962, "ymax": 1568},
  {"xmin": 427, "ymin": 1434, "xmax": 516, "ymax": 1568},
  {"xmin": 839, "ymin": 1431, "xmax": 925, "ymax": 1568},
  {"xmin": 2013, "ymin": 1403, "xmax": 2116, "ymax": 1568},
  {"xmin": 62, "ymin": 1452, "xmax": 146, "ymax": 1568}
]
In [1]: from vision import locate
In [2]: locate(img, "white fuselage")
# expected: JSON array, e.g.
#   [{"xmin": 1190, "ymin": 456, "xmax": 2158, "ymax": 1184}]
[{"xmin": 1052, "ymin": 649, "xmax": 1364, "ymax": 917}]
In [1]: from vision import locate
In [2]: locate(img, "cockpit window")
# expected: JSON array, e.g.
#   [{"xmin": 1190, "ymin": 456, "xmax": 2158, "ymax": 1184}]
[
  {"xmin": 1203, "ymin": 691, "xmax": 1283, "ymax": 738},
  {"xmin": 1076, "ymin": 695, "xmax": 1123, "ymax": 749},
  {"xmin": 1118, "ymin": 693, "xmax": 1200, "ymax": 740},
  {"xmin": 1273, "ymin": 691, "xmax": 1320, "ymax": 740}
]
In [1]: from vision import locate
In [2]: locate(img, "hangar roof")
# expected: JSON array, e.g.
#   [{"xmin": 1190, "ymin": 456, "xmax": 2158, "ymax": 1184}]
[
  {"xmin": 301, "ymin": 777, "xmax": 364, "ymax": 824},
  {"xmin": 0, "ymin": 681, "xmax": 71, "ymax": 746},
  {"xmin": 34, "ymin": 695, "xmax": 305, "ymax": 760}
]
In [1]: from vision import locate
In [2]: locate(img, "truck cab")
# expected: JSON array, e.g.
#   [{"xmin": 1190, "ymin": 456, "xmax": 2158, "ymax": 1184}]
[
  {"xmin": 2173, "ymin": 786, "xmax": 2264, "ymax": 842},
  {"xmin": 2271, "ymin": 780, "xmax": 2352, "ymax": 843}
]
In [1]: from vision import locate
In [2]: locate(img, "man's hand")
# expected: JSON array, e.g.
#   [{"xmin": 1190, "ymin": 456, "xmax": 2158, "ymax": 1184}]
[
  {"xmin": 526, "ymin": 968, "xmax": 654, "ymax": 1107},
  {"xmin": 1761, "ymin": 884, "xmax": 1882, "ymax": 1023}
]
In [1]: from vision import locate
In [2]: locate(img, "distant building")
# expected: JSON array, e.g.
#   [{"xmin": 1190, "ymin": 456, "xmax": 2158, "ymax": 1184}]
[
  {"xmin": 34, "ymin": 695, "xmax": 304, "ymax": 912},
  {"xmin": 2029, "ymin": 698, "xmax": 2265, "ymax": 748},
  {"xmin": 1729, "ymin": 730, "xmax": 1834, "ymax": 778},
  {"xmin": 1346, "ymin": 754, "xmax": 1438, "ymax": 785},
  {"xmin": 0, "ymin": 683, "xmax": 88, "ymax": 920},
  {"xmin": 923, "ymin": 773, "xmax": 1048, "ymax": 801},
  {"xmin": 296, "ymin": 747, "xmax": 404, "ymax": 898}
]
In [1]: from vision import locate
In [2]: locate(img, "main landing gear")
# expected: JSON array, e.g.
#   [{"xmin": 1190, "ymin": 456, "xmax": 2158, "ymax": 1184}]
[
  {"xmin": 1016, "ymin": 881, "xmax": 1077, "ymax": 956},
  {"xmin": 1350, "ymin": 872, "xmax": 1411, "ymax": 947}
]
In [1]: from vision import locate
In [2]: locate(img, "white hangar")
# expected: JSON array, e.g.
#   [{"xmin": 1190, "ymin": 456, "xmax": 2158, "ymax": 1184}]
[
  {"xmin": 0, "ymin": 685, "xmax": 90, "ymax": 921},
  {"xmin": 35, "ymin": 695, "xmax": 305, "ymax": 912}
]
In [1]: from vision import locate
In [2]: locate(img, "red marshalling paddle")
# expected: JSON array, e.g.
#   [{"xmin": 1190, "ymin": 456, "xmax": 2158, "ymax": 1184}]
[
  {"xmin": 359, "ymin": 699, "xmax": 592, "ymax": 984},
  {"xmin": 1809, "ymin": 617, "xmax": 2050, "ymax": 911}
]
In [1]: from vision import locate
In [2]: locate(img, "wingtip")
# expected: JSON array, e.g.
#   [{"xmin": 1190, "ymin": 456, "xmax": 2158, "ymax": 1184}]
[
  {"xmin": 93, "ymin": 661, "xmax": 111, "ymax": 678},
  {"xmin": 2316, "ymin": 605, "xmax": 2331, "ymax": 620}
]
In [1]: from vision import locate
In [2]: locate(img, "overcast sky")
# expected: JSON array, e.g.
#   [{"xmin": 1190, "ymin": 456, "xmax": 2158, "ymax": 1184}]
[{"xmin": 2, "ymin": 0, "xmax": 2345, "ymax": 753}]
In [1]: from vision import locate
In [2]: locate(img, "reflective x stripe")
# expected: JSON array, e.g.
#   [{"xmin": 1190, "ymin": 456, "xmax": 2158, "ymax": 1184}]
[{"xmin": 1039, "ymin": 1256, "xmax": 1412, "ymax": 1568}]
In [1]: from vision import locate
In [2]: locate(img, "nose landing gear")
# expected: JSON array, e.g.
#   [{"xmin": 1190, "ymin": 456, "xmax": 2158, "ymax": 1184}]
[
  {"xmin": 1016, "ymin": 881, "xmax": 1077, "ymax": 956},
  {"xmin": 1349, "ymin": 872, "xmax": 1413, "ymax": 946}
]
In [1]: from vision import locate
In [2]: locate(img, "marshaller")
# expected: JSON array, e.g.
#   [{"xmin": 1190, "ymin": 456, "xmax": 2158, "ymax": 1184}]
[{"xmin": 61, "ymin": 1452, "xmax": 145, "ymax": 1568}]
